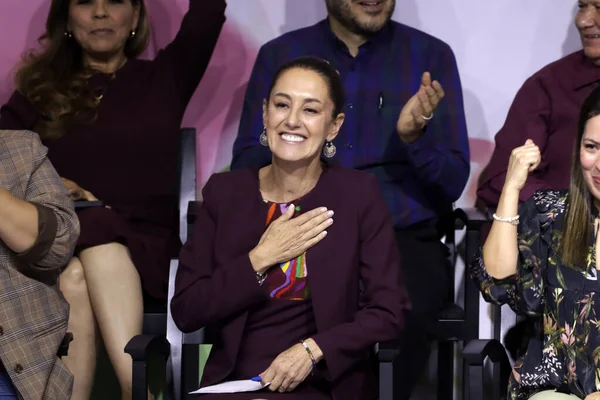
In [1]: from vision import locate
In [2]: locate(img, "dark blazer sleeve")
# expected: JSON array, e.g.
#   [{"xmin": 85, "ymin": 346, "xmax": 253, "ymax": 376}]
[
  {"xmin": 170, "ymin": 173, "xmax": 269, "ymax": 333},
  {"xmin": 312, "ymin": 174, "xmax": 410, "ymax": 382},
  {"xmin": 153, "ymin": 0, "xmax": 227, "ymax": 107}
]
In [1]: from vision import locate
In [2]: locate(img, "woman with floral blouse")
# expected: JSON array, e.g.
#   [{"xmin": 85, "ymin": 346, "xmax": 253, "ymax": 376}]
[{"xmin": 470, "ymin": 85, "xmax": 600, "ymax": 399}]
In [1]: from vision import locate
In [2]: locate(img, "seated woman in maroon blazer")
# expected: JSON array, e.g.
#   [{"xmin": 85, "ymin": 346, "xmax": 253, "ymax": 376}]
[
  {"xmin": 0, "ymin": 0, "xmax": 226, "ymax": 398},
  {"xmin": 171, "ymin": 57, "xmax": 410, "ymax": 400}
]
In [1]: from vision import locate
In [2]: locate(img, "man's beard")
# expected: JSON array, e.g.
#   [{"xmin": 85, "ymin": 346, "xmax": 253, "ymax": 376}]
[{"xmin": 325, "ymin": 0, "xmax": 395, "ymax": 37}]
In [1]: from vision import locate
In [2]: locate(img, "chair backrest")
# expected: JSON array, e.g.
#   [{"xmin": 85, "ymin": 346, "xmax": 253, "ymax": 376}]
[{"xmin": 166, "ymin": 127, "xmax": 198, "ymax": 400}]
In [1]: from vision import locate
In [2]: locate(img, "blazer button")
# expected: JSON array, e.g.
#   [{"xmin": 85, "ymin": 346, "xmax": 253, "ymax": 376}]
[{"xmin": 14, "ymin": 364, "xmax": 23, "ymax": 374}]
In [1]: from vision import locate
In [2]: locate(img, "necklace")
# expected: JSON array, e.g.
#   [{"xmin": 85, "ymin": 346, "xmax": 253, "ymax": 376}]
[
  {"xmin": 91, "ymin": 58, "xmax": 127, "ymax": 103},
  {"xmin": 94, "ymin": 72, "xmax": 117, "ymax": 103}
]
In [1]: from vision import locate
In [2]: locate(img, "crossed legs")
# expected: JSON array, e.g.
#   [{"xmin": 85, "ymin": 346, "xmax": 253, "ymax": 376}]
[{"xmin": 60, "ymin": 243, "xmax": 144, "ymax": 400}]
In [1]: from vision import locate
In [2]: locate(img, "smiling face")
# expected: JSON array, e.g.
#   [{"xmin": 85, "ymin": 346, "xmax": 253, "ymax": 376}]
[
  {"xmin": 580, "ymin": 115, "xmax": 600, "ymax": 200},
  {"xmin": 68, "ymin": 0, "xmax": 139, "ymax": 60},
  {"xmin": 325, "ymin": 0, "xmax": 395, "ymax": 36},
  {"xmin": 262, "ymin": 68, "xmax": 344, "ymax": 165},
  {"xmin": 576, "ymin": 0, "xmax": 600, "ymax": 64}
]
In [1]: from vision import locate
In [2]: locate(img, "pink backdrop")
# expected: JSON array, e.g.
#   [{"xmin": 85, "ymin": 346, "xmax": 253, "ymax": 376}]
[{"xmin": 0, "ymin": 0, "xmax": 257, "ymax": 190}]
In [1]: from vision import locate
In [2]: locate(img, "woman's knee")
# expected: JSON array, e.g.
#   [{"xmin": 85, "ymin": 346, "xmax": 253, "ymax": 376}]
[{"xmin": 60, "ymin": 257, "xmax": 88, "ymax": 295}]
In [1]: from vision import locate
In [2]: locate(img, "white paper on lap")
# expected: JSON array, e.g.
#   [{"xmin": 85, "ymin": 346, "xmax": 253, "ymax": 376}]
[{"xmin": 190, "ymin": 380, "xmax": 270, "ymax": 394}]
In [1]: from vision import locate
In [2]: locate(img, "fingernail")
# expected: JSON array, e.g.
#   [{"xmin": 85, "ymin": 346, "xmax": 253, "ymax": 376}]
[
  {"xmin": 328, "ymin": 218, "xmax": 333, "ymax": 224},
  {"xmin": 321, "ymin": 207, "xmax": 328, "ymax": 212},
  {"xmin": 327, "ymin": 210, "xmax": 334, "ymax": 217},
  {"xmin": 322, "ymin": 231, "xmax": 328, "ymax": 236}
]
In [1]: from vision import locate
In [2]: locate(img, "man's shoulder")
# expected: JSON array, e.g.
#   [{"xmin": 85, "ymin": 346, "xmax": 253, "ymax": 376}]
[
  {"xmin": 390, "ymin": 21, "xmax": 454, "ymax": 53},
  {"xmin": 529, "ymin": 50, "xmax": 586, "ymax": 79},
  {"xmin": 261, "ymin": 21, "xmax": 324, "ymax": 51}
]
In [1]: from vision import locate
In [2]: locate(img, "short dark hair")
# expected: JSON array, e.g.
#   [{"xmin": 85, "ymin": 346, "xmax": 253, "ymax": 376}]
[{"xmin": 266, "ymin": 56, "xmax": 345, "ymax": 118}]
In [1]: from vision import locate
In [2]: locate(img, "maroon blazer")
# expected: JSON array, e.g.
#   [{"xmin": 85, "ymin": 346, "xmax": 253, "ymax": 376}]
[{"xmin": 171, "ymin": 165, "xmax": 410, "ymax": 400}]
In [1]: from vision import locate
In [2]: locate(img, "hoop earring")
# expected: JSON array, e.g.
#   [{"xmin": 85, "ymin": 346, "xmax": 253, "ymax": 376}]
[
  {"xmin": 323, "ymin": 141, "xmax": 336, "ymax": 158},
  {"xmin": 259, "ymin": 127, "xmax": 268, "ymax": 147}
]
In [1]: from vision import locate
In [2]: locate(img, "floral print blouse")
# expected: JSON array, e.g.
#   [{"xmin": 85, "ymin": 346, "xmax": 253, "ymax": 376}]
[{"xmin": 470, "ymin": 190, "xmax": 600, "ymax": 399}]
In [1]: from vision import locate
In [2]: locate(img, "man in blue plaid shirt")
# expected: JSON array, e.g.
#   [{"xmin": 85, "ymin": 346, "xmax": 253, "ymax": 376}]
[{"xmin": 231, "ymin": 1, "xmax": 469, "ymax": 397}]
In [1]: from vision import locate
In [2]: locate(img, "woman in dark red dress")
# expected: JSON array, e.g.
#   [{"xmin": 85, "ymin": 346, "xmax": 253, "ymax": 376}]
[
  {"xmin": 171, "ymin": 57, "xmax": 409, "ymax": 400},
  {"xmin": 0, "ymin": 0, "xmax": 226, "ymax": 398}
]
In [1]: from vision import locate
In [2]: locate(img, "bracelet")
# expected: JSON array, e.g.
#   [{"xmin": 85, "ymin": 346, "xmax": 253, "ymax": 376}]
[
  {"xmin": 299, "ymin": 339, "xmax": 317, "ymax": 374},
  {"xmin": 255, "ymin": 271, "xmax": 268, "ymax": 286},
  {"xmin": 492, "ymin": 213, "xmax": 519, "ymax": 226}
]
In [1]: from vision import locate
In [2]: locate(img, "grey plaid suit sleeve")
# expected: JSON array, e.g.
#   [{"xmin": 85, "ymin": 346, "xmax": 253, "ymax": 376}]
[{"xmin": 18, "ymin": 133, "xmax": 79, "ymax": 270}]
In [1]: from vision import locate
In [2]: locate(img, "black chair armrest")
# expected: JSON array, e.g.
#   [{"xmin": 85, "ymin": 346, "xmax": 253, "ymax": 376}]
[
  {"xmin": 454, "ymin": 207, "xmax": 491, "ymax": 231},
  {"xmin": 377, "ymin": 339, "xmax": 401, "ymax": 400},
  {"xmin": 377, "ymin": 339, "xmax": 401, "ymax": 362},
  {"xmin": 57, "ymin": 332, "xmax": 73, "ymax": 358},
  {"xmin": 463, "ymin": 339, "xmax": 511, "ymax": 400},
  {"xmin": 125, "ymin": 334, "xmax": 170, "ymax": 361},
  {"xmin": 187, "ymin": 201, "xmax": 198, "ymax": 226},
  {"xmin": 125, "ymin": 334, "xmax": 170, "ymax": 400}
]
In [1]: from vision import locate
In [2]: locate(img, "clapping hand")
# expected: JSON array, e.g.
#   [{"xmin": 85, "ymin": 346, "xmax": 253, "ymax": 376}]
[{"xmin": 396, "ymin": 72, "xmax": 445, "ymax": 142}]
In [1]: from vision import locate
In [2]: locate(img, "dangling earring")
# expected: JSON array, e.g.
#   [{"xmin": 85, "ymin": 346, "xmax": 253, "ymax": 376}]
[
  {"xmin": 259, "ymin": 127, "xmax": 268, "ymax": 147},
  {"xmin": 129, "ymin": 30, "xmax": 136, "ymax": 38},
  {"xmin": 64, "ymin": 31, "xmax": 72, "ymax": 38},
  {"xmin": 323, "ymin": 141, "xmax": 336, "ymax": 158}
]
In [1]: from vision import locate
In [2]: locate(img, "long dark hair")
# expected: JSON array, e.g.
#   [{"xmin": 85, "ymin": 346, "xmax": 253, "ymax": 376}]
[
  {"xmin": 561, "ymin": 86, "xmax": 600, "ymax": 267},
  {"xmin": 14, "ymin": 0, "xmax": 150, "ymax": 139}
]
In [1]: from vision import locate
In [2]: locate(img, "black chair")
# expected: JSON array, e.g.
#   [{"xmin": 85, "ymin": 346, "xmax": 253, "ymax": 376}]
[
  {"xmin": 458, "ymin": 207, "xmax": 511, "ymax": 400},
  {"xmin": 58, "ymin": 333, "xmax": 74, "ymax": 358},
  {"xmin": 127, "ymin": 256, "xmax": 403, "ymax": 400},
  {"xmin": 127, "ymin": 198, "xmax": 405, "ymax": 400},
  {"xmin": 129, "ymin": 208, "xmax": 484, "ymax": 400},
  {"xmin": 141, "ymin": 127, "xmax": 198, "ymax": 338},
  {"xmin": 417, "ymin": 205, "xmax": 508, "ymax": 400}
]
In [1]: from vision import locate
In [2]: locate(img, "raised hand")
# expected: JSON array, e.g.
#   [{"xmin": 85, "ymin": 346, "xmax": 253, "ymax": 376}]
[
  {"xmin": 504, "ymin": 139, "xmax": 541, "ymax": 192},
  {"xmin": 396, "ymin": 72, "xmax": 445, "ymax": 142}
]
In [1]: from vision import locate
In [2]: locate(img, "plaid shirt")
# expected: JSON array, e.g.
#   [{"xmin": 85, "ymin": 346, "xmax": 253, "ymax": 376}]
[
  {"xmin": 231, "ymin": 19, "xmax": 469, "ymax": 229},
  {"xmin": 0, "ymin": 130, "xmax": 79, "ymax": 399}
]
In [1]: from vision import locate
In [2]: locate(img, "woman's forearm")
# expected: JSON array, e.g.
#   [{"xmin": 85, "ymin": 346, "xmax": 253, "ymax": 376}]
[
  {"xmin": 482, "ymin": 184, "xmax": 520, "ymax": 279},
  {"xmin": 0, "ymin": 188, "xmax": 39, "ymax": 253}
]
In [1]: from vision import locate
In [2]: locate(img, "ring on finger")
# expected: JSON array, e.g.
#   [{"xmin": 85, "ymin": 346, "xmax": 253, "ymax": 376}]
[{"xmin": 421, "ymin": 113, "xmax": 434, "ymax": 120}]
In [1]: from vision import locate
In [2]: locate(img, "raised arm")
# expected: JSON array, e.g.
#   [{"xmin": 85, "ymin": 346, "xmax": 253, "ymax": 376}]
[
  {"xmin": 471, "ymin": 141, "xmax": 551, "ymax": 316},
  {"xmin": 398, "ymin": 43, "xmax": 470, "ymax": 203},
  {"xmin": 0, "ymin": 131, "xmax": 79, "ymax": 273},
  {"xmin": 230, "ymin": 45, "xmax": 273, "ymax": 170},
  {"xmin": 483, "ymin": 140, "xmax": 541, "ymax": 279},
  {"xmin": 477, "ymin": 76, "xmax": 553, "ymax": 207},
  {"xmin": 153, "ymin": 0, "xmax": 227, "ymax": 105},
  {"xmin": 310, "ymin": 175, "xmax": 409, "ymax": 381}
]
